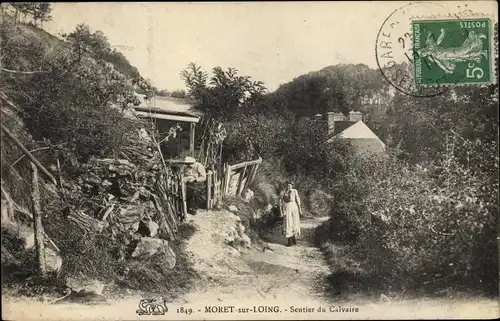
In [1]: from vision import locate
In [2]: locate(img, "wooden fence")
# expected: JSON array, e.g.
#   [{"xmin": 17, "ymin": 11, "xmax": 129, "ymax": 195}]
[
  {"xmin": 163, "ymin": 164, "xmax": 187, "ymax": 221},
  {"xmin": 205, "ymin": 157, "xmax": 262, "ymax": 209}
]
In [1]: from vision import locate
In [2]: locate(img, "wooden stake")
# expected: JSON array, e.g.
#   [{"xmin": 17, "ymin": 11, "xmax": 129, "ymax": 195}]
[
  {"xmin": 236, "ymin": 165, "xmax": 248, "ymax": 196},
  {"xmin": 249, "ymin": 163, "xmax": 260, "ymax": 184},
  {"xmin": 242, "ymin": 164, "xmax": 256, "ymax": 194},
  {"xmin": 206, "ymin": 171, "xmax": 212, "ymax": 209},
  {"xmin": 189, "ymin": 123, "xmax": 195, "ymax": 157},
  {"xmin": 1, "ymin": 126, "xmax": 57, "ymax": 185},
  {"xmin": 225, "ymin": 164, "xmax": 231, "ymax": 195},
  {"xmin": 31, "ymin": 162, "xmax": 46, "ymax": 277}
]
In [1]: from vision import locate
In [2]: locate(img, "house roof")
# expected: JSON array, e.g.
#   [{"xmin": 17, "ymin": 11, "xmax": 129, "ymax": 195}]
[
  {"xmin": 332, "ymin": 121, "xmax": 356, "ymax": 135},
  {"xmin": 328, "ymin": 120, "xmax": 385, "ymax": 147},
  {"xmin": 133, "ymin": 94, "xmax": 201, "ymax": 123}
]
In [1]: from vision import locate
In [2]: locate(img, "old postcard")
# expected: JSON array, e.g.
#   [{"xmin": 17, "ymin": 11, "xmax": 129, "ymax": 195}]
[{"xmin": 1, "ymin": 1, "xmax": 498, "ymax": 320}]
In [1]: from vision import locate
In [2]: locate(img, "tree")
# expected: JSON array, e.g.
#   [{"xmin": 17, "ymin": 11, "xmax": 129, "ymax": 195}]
[
  {"xmin": 181, "ymin": 63, "xmax": 267, "ymax": 120},
  {"xmin": 180, "ymin": 62, "xmax": 207, "ymax": 100},
  {"xmin": 170, "ymin": 89, "xmax": 186, "ymax": 98},
  {"xmin": 270, "ymin": 64, "xmax": 390, "ymax": 120},
  {"xmin": 10, "ymin": 3, "xmax": 52, "ymax": 27},
  {"xmin": 156, "ymin": 89, "xmax": 170, "ymax": 97},
  {"xmin": 64, "ymin": 24, "xmax": 112, "ymax": 59},
  {"xmin": 32, "ymin": 2, "xmax": 52, "ymax": 27},
  {"xmin": 62, "ymin": 24, "xmax": 154, "ymax": 100}
]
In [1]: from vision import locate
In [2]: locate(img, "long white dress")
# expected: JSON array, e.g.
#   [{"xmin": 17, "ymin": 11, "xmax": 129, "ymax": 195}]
[{"xmin": 280, "ymin": 189, "xmax": 301, "ymax": 238}]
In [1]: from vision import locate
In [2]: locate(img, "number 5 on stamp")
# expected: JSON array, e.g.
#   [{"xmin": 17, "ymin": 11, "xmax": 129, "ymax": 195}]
[{"xmin": 412, "ymin": 18, "xmax": 494, "ymax": 86}]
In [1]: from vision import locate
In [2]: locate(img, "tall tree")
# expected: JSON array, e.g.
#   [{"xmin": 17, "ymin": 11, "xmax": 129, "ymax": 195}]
[{"xmin": 181, "ymin": 63, "xmax": 267, "ymax": 120}]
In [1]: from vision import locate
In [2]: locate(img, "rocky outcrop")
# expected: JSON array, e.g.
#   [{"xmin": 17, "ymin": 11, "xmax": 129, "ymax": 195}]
[
  {"xmin": 130, "ymin": 237, "xmax": 177, "ymax": 269},
  {"xmin": 1, "ymin": 218, "xmax": 62, "ymax": 273},
  {"xmin": 223, "ymin": 212, "xmax": 251, "ymax": 249}
]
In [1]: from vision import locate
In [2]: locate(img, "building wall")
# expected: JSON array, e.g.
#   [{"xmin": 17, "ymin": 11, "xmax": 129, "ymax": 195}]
[{"xmin": 347, "ymin": 138, "xmax": 386, "ymax": 155}]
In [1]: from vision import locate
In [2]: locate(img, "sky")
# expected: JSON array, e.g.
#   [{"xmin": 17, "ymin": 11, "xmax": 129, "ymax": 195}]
[{"xmin": 44, "ymin": 1, "xmax": 498, "ymax": 92}]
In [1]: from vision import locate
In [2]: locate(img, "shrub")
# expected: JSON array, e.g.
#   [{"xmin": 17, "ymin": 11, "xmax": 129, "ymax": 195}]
[{"xmin": 325, "ymin": 133, "xmax": 498, "ymax": 295}]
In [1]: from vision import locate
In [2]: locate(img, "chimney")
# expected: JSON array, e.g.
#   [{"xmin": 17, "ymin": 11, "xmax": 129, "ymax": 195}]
[
  {"xmin": 348, "ymin": 110, "xmax": 363, "ymax": 122},
  {"xmin": 326, "ymin": 112, "xmax": 346, "ymax": 137}
]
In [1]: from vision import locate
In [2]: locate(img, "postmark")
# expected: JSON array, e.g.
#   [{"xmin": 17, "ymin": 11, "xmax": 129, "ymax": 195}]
[{"xmin": 375, "ymin": 1, "xmax": 497, "ymax": 97}]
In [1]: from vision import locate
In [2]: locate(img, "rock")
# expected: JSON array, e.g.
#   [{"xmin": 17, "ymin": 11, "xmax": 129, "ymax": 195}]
[
  {"xmin": 239, "ymin": 234, "xmax": 251, "ymax": 248},
  {"xmin": 117, "ymin": 205, "xmax": 145, "ymax": 231},
  {"xmin": 66, "ymin": 277, "xmax": 105, "ymax": 296},
  {"xmin": 137, "ymin": 219, "xmax": 159, "ymax": 237},
  {"xmin": 131, "ymin": 237, "xmax": 166, "ymax": 257},
  {"xmin": 242, "ymin": 188, "xmax": 254, "ymax": 201},
  {"xmin": 224, "ymin": 235, "xmax": 235, "ymax": 245},
  {"xmin": 228, "ymin": 205, "xmax": 239, "ymax": 213},
  {"xmin": 131, "ymin": 237, "xmax": 177, "ymax": 269},
  {"xmin": 24, "ymin": 232, "xmax": 35, "ymax": 250},
  {"xmin": 44, "ymin": 247, "xmax": 62, "ymax": 273}
]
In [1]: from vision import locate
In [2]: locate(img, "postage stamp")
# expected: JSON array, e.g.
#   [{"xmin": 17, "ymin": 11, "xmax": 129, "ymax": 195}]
[
  {"xmin": 375, "ymin": 1, "xmax": 497, "ymax": 97},
  {"xmin": 413, "ymin": 18, "xmax": 493, "ymax": 86}
]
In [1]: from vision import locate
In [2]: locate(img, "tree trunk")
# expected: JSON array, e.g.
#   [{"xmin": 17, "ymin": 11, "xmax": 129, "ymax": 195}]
[{"xmin": 31, "ymin": 162, "xmax": 47, "ymax": 277}]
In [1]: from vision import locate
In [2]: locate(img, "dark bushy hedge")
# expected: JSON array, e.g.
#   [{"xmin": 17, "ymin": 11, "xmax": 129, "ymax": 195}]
[{"xmin": 324, "ymin": 134, "xmax": 498, "ymax": 295}]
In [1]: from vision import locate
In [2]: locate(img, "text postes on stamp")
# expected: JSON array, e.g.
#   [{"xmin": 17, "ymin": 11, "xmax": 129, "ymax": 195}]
[{"xmin": 413, "ymin": 18, "xmax": 493, "ymax": 86}]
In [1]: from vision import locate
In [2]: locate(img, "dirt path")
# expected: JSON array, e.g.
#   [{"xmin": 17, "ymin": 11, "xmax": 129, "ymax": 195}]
[
  {"xmin": 3, "ymin": 209, "xmax": 499, "ymax": 320},
  {"xmin": 171, "ymin": 210, "xmax": 333, "ymax": 308}
]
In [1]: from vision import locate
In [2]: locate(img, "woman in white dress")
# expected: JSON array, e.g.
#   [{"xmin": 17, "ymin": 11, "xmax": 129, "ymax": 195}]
[{"xmin": 279, "ymin": 182, "xmax": 302, "ymax": 246}]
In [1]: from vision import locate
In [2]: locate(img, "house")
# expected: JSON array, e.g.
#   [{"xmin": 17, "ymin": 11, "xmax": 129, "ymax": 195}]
[
  {"xmin": 316, "ymin": 110, "xmax": 386, "ymax": 155},
  {"xmin": 132, "ymin": 94, "xmax": 202, "ymax": 159}
]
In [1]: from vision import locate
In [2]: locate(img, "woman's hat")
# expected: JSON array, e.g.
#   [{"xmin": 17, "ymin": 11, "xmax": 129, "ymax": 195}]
[{"xmin": 184, "ymin": 156, "xmax": 196, "ymax": 164}]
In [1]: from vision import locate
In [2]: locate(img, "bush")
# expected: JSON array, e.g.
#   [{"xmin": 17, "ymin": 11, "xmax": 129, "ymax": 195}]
[{"xmin": 324, "ymin": 133, "xmax": 498, "ymax": 295}]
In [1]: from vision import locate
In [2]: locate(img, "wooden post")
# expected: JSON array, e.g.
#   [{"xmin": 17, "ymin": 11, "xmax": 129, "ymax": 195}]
[
  {"xmin": 31, "ymin": 162, "xmax": 46, "ymax": 277},
  {"xmin": 242, "ymin": 164, "xmax": 256, "ymax": 194},
  {"xmin": 1, "ymin": 126, "xmax": 57, "ymax": 185},
  {"xmin": 189, "ymin": 123, "xmax": 195, "ymax": 157},
  {"xmin": 236, "ymin": 165, "xmax": 248, "ymax": 196},
  {"xmin": 249, "ymin": 163, "xmax": 260, "ymax": 185},
  {"xmin": 224, "ymin": 164, "xmax": 231, "ymax": 196},
  {"xmin": 180, "ymin": 173, "xmax": 187, "ymax": 219},
  {"xmin": 206, "ymin": 171, "xmax": 212, "ymax": 209}
]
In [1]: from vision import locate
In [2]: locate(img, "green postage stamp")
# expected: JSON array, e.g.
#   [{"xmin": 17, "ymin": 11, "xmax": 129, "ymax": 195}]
[{"xmin": 413, "ymin": 18, "xmax": 494, "ymax": 86}]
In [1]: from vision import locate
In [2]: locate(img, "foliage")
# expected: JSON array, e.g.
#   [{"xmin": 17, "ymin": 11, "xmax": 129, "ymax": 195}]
[
  {"xmin": 281, "ymin": 116, "xmax": 355, "ymax": 186},
  {"xmin": 386, "ymin": 83, "xmax": 498, "ymax": 163},
  {"xmin": 197, "ymin": 119, "xmax": 227, "ymax": 169},
  {"xmin": 181, "ymin": 63, "xmax": 267, "ymax": 120},
  {"xmin": 326, "ymin": 133, "xmax": 498, "ymax": 294},
  {"xmin": 271, "ymin": 64, "xmax": 391, "ymax": 119},
  {"xmin": 170, "ymin": 89, "xmax": 186, "ymax": 98},
  {"xmin": 10, "ymin": 3, "xmax": 52, "ymax": 27},
  {"xmin": 62, "ymin": 24, "xmax": 154, "ymax": 99},
  {"xmin": 1, "ymin": 22, "xmax": 148, "ymax": 163},
  {"xmin": 220, "ymin": 110, "xmax": 292, "ymax": 164}
]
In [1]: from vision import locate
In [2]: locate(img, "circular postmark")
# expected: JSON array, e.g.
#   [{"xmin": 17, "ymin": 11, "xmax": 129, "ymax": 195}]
[{"xmin": 376, "ymin": 1, "xmax": 451, "ymax": 97}]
